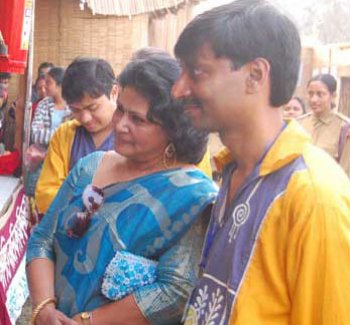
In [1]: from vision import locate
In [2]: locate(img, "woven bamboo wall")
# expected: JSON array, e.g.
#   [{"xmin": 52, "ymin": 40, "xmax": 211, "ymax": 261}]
[
  {"xmin": 5, "ymin": 0, "xmax": 196, "ymax": 117},
  {"xmin": 148, "ymin": 5, "xmax": 193, "ymax": 54},
  {"xmin": 33, "ymin": 0, "xmax": 149, "ymax": 75},
  {"xmin": 339, "ymin": 77, "xmax": 350, "ymax": 117},
  {"xmin": 33, "ymin": 0, "xmax": 61, "ymax": 71},
  {"xmin": 81, "ymin": 0, "xmax": 200, "ymax": 16},
  {"xmin": 294, "ymin": 47, "xmax": 314, "ymax": 102}
]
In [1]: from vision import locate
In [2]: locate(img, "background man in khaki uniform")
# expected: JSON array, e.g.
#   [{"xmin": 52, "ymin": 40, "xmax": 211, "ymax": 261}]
[
  {"xmin": 299, "ymin": 110, "xmax": 349, "ymax": 161},
  {"xmin": 298, "ymin": 73, "xmax": 350, "ymax": 162}
]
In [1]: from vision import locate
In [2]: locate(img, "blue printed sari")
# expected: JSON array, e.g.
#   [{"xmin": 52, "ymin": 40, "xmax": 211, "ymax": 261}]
[{"xmin": 27, "ymin": 152, "xmax": 218, "ymax": 324}]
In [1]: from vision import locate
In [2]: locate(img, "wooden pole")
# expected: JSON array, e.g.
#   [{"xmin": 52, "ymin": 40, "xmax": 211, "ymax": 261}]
[
  {"xmin": 14, "ymin": 0, "xmax": 35, "ymax": 174},
  {"xmin": 14, "ymin": 76, "xmax": 26, "ymax": 156},
  {"xmin": 22, "ymin": 0, "xmax": 35, "ymax": 172}
]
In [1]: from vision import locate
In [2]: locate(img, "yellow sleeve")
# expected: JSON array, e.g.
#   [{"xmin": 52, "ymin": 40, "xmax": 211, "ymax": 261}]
[
  {"xmin": 195, "ymin": 149, "xmax": 212, "ymax": 178},
  {"xmin": 213, "ymin": 147, "xmax": 231, "ymax": 173},
  {"xmin": 35, "ymin": 121, "xmax": 75, "ymax": 214},
  {"xmin": 286, "ymin": 183, "xmax": 350, "ymax": 325}
]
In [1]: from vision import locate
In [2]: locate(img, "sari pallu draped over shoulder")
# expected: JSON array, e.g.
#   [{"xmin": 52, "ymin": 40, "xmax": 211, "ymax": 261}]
[{"xmin": 27, "ymin": 151, "xmax": 218, "ymax": 323}]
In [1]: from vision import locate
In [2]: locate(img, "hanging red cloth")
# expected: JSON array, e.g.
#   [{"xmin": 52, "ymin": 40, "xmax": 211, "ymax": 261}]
[{"xmin": 0, "ymin": 149, "xmax": 20, "ymax": 175}]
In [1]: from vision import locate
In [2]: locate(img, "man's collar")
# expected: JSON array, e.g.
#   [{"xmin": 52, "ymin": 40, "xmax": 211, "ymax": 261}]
[{"xmin": 259, "ymin": 119, "xmax": 310, "ymax": 176}]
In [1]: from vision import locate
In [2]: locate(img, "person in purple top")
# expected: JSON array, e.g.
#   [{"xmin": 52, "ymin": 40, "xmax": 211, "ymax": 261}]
[{"xmin": 35, "ymin": 57, "xmax": 118, "ymax": 215}]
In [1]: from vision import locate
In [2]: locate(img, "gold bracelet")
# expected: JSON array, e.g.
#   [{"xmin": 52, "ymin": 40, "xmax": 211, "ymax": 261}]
[
  {"xmin": 80, "ymin": 311, "xmax": 93, "ymax": 325},
  {"xmin": 31, "ymin": 297, "xmax": 56, "ymax": 325}
]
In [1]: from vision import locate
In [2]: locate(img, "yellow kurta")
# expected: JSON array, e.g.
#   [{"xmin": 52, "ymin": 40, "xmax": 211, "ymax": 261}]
[
  {"xmin": 230, "ymin": 145, "xmax": 350, "ymax": 324},
  {"xmin": 185, "ymin": 120, "xmax": 350, "ymax": 325}
]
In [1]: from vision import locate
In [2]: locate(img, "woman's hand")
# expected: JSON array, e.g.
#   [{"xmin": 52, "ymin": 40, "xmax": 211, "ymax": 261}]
[
  {"xmin": 36, "ymin": 304, "xmax": 79, "ymax": 325},
  {"xmin": 72, "ymin": 314, "xmax": 84, "ymax": 324},
  {"xmin": 25, "ymin": 144, "xmax": 46, "ymax": 171}
]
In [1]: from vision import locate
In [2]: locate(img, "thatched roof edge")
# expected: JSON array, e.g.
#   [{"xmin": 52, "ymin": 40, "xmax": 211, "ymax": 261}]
[{"xmin": 79, "ymin": 0, "xmax": 203, "ymax": 17}]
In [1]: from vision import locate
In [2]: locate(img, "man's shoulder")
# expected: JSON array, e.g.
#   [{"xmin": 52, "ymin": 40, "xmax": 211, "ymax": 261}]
[
  {"xmin": 288, "ymin": 144, "xmax": 350, "ymax": 204},
  {"xmin": 281, "ymin": 147, "xmax": 350, "ymax": 232},
  {"xmin": 49, "ymin": 120, "xmax": 80, "ymax": 152},
  {"xmin": 53, "ymin": 119, "xmax": 80, "ymax": 136}
]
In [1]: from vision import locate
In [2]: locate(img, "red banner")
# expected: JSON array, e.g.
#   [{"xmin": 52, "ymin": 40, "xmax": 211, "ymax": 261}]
[{"xmin": 0, "ymin": 185, "xmax": 30, "ymax": 324}]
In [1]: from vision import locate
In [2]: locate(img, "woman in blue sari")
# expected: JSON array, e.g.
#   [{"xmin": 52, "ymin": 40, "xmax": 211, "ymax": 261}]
[{"xmin": 26, "ymin": 55, "xmax": 218, "ymax": 325}]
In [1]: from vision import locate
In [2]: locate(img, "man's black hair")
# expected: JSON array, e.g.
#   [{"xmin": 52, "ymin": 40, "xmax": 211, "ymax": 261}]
[
  {"xmin": 174, "ymin": 0, "xmax": 301, "ymax": 107},
  {"xmin": 47, "ymin": 67, "xmax": 65, "ymax": 86},
  {"xmin": 118, "ymin": 55, "xmax": 209, "ymax": 164},
  {"xmin": 37, "ymin": 62, "xmax": 54, "ymax": 75},
  {"xmin": 62, "ymin": 57, "xmax": 116, "ymax": 104}
]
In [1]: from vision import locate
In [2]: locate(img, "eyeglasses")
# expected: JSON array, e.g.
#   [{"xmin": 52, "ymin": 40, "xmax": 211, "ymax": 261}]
[{"xmin": 66, "ymin": 184, "xmax": 104, "ymax": 238}]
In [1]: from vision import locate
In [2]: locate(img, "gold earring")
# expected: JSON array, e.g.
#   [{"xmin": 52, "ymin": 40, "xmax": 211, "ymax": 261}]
[{"xmin": 163, "ymin": 143, "xmax": 176, "ymax": 168}]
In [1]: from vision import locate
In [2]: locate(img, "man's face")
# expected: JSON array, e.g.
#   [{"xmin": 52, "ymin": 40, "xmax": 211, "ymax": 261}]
[
  {"xmin": 68, "ymin": 92, "xmax": 116, "ymax": 135},
  {"xmin": 45, "ymin": 75, "xmax": 59, "ymax": 98},
  {"xmin": 0, "ymin": 78, "xmax": 10, "ymax": 91},
  {"xmin": 36, "ymin": 79, "xmax": 46, "ymax": 99},
  {"xmin": 172, "ymin": 44, "xmax": 249, "ymax": 133}
]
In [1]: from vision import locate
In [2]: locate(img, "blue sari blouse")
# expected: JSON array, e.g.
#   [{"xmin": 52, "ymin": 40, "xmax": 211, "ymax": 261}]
[{"xmin": 27, "ymin": 151, "xmax": 218, "ymax": 324}]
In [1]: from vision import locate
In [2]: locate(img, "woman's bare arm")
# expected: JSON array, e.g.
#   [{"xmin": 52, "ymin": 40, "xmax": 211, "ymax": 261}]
[{"xmin": 27, "ymin": 258, "xmax": 78, "ymax": 325}]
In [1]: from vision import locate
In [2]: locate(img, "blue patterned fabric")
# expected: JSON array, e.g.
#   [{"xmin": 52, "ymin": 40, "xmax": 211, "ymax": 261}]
[
  {"xmin": 27, "ymin": 151, "xmax": 218, "ymax": 324},
  {"xmin": 102, "ymin": 250, "xmax": 158, "ymax": 300}
]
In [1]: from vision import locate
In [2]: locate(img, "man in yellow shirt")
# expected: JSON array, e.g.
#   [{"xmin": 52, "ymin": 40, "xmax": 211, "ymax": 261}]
[
  {"xmin": 35, "ymin": 57, "xmax": 118, "ymax": 214},
  {"xmin": 172, "ymin": 1, "xmax": 350, "ymax": 324}
]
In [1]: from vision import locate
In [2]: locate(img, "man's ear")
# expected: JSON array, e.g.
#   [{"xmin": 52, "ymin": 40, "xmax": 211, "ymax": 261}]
[
  {"xmin": 110, "ymin": 84, "xmax": 119, "ymax": 107},
  {"xmin": 245, "ymin": 58, "xmax": 270, "ymax": 94}
]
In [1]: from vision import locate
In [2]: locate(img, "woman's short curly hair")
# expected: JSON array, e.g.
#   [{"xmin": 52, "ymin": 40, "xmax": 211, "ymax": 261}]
[{"xmin": 117, "ymin": 55, "xmax": 208, "ymax": 164}]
